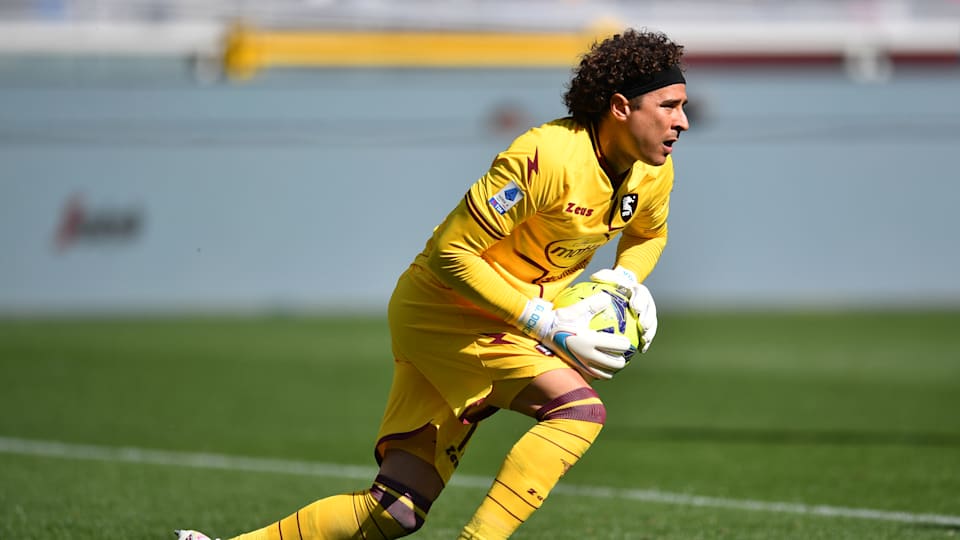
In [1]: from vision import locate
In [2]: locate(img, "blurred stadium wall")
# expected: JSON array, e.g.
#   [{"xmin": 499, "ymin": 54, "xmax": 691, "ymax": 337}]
[{"xmin": 1, "ymin": 1, "xmax": 959, "ymax": 315}]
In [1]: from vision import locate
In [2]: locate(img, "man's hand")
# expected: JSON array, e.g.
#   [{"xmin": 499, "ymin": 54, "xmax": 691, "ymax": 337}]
[
  {"xmin": 516, "ymin": 295, "xmax": 632, "ymax": 380},
  {"xmin": 590, "ymin": 266, "xmax": 658, "ymax": 353}
]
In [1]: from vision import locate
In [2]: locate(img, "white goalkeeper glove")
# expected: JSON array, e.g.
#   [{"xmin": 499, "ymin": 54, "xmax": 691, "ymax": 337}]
[
  {"xmin": 590, "ymin": 266, "xmax": 658, "ymax": 353},
  {"xmin": 516, "ymin": 294, "xmax": 633, "ymax": 380}
]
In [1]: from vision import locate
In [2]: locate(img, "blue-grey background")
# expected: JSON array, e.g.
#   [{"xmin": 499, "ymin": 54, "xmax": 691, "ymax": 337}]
[{"xmin": 2, "ymin": 60, "xmax": 959, "ymax": 314}]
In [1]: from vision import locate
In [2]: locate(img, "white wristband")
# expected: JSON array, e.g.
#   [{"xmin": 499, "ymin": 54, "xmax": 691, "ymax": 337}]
[{"xmin": 516, "ymin": 298, "xmax": 553, "ymax": 340}]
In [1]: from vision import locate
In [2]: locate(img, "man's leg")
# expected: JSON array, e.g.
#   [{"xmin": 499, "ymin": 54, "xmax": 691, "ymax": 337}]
[
  {"xmin": 228, "ymin": 359, "xmax": 458, "ymax": 540},
  {"xmin": 459, "ymin": 368, "xmax": 605, "ymax": 540},
  {"xmin": 229, "ymin": 440, "xmax": 442, "ymax": 540}
]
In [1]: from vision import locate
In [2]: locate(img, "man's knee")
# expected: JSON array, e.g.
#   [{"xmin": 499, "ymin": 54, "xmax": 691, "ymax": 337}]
[
  {"xmin": 369, "ymin": 474, "xmax": 433, "ymax": 537},
  {"xmin": 378, "ymin": 440, "xmax": 446, "ymax": 499},
  {"xmin": 537, "ymin": 387, "xmax": 607, "ymax": 425}
]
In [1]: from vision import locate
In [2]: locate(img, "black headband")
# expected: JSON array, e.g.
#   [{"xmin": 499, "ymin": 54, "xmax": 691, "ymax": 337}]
[{"xmin": 618, "ymin": 64, "xmax": 686, "ymax": 99}]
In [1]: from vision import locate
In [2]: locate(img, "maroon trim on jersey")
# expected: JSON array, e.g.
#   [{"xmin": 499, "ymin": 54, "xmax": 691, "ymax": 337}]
[
  {"xmin": 518, "ymin": 249, "xmax": 591, "ymax": 293},
  {"xmin": 516, "ymin": 251, "xmax": 550, "ymax": 296},
  {"xmin": 460, "ymin": 397, "xmax": 501, "ymax": 424},
  {"xmin": 374, "ymin": 421, "xmax": 479, "ymax": 484},
  {"xmin": 587, "ymin": 121, "xmax": 628, "ymax": 190},
  {"xmin": 464, "ymin": 193, "xmax": 505, "ymax": 240},
  {"xmin": 586, "ymin": 121, "xmax": 631, "ymax": 233},
  {"xmin": 605, "ymin": 200, "xmax": 627, "ymax": 233},
  {"xmin": 374, "ymin": 422, "xmax": 433, "ymax": 466},
  {"xmin": 518, "ymin": 251, "xmax": 547, "ymax": 275}
]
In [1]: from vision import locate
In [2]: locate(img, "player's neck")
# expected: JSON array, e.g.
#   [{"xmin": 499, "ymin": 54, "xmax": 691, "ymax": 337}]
[{"xmin": 589, "ymin": 121, "xmax": 629, "ymax": 189}]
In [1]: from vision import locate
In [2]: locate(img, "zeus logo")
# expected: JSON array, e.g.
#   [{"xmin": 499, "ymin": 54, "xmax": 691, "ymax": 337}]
[
  {"xmin": 527, "ymin": 148, "xmax": 539, "ymax": 178},
  {"xmin": 565, "ymin": 202, "xmax": 594, "ymax": 216}
]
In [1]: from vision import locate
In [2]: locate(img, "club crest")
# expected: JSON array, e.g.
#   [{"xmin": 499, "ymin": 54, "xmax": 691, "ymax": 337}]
[{"xmin": 620, "ymin": 194, "xmax": 638, "ymax": 220}]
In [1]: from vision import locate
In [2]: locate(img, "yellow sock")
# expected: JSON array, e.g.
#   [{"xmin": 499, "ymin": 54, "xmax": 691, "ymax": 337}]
[
  {"xmin": 230, "ymin": 476, "xmax": 431, "ymax": 540},
  {"xmin": 459, "ymin": 388, "xmax": 606, "ymax": 540}
]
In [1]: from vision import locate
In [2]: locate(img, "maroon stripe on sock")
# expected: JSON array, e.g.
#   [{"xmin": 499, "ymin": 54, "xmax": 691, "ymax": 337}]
[
  {"xmin": 351, "ymin": 495, "xmax": 368, "ymax": 540},
  {"xmin": 536, "ymin": 421, "xmax": 600, "ymax": 446},
  {"xmin": 486, "ymin": 494, "xmax": 525, "ymax": 523},
  {"xmin": 295, "ymin": 511, "xmax": 303, "ymax": 540},
  {"xmin": 493, "ymin": 479, "xmax": 538, "ymax": 510},
  {"xmin": 277, "ymin": 521, "xmax": 283, "ymax": 540},
  {"xmin": 528, "ymin": 428, "xmax": 585, "ymax": 459},
  {"xmin": 540, "ymin": 403, "xmax": 606, "ymax": 424},
  {"xmin": 365, "ymin": 494, "xmax": 389, "ymax": 540},
  {"xmin": 536, "ymin": 387, "xmax": 599, "ymax": 421}
]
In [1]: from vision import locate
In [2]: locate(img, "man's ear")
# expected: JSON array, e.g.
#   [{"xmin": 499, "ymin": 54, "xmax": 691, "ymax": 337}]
[{"xmin": 609, "ymin": 93, "xmax": 632, "ymax": 121}]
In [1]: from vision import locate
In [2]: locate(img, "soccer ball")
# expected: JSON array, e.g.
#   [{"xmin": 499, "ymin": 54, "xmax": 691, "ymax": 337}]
[{"xmin": 552, "ymin": 281, "xmax": 639, "ymax": 363}]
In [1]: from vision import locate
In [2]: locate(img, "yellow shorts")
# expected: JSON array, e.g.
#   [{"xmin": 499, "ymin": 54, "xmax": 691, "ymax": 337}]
[{"xmin": 374, "ymin": 264, "xmax": 570, "ymax": 484}]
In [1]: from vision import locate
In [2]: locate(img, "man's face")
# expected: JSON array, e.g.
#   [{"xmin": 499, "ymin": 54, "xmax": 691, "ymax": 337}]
[{"xmin": 624, "ymin": 83, "xmax": 689, "ymax": 166}]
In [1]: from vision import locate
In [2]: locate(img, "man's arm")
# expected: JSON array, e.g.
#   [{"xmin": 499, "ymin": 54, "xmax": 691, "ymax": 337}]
[
  {"xmin": 425, "ymin": 137, "xmax": 546, "ymax": 323},
  {"xmin": 592, "ymin": 160, "xmax": 674, "ymax": 353},
  {"xmin": 426, "ymin": 196, "xmax": 530, "ymax": 322},
  {"xmin": 614, "ymin": 231, "xmax": 667, "ymax": 283},
  {"xmin": 614, "ymin": 158, "xmax": 673, "ymax": 280}
]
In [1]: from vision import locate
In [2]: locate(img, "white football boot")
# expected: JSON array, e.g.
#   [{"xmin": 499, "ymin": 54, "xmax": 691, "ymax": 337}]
[{"xmin": 174, "ymin": 530, "xmax": 220, "ymax": 540}]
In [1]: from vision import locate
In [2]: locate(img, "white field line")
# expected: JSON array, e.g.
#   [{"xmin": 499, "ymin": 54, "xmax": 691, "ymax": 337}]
[{"xmin": 2, "ymin": 436, "xmax": 959, "ymax": 527}]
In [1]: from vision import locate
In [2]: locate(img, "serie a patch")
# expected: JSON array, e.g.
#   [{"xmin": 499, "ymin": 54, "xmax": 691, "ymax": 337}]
[{"xmin": 489, "ymin": 181, "xmax": 524, "ymax": 215}]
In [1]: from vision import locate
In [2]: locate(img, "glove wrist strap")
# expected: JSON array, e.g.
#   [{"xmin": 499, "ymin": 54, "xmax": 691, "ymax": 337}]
[
  {"xmin": 516, "ymin": 298, "xmax": 553, "ymax": 340},
  {"xmin": 612, "ymin": 265, "xmax": 638, "ymax": 285}
]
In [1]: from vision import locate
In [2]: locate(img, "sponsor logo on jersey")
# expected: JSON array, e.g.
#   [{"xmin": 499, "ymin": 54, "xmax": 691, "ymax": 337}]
[
  {"xmin": 489, "ymin": 181, "xmax": 524, "ymax": 215},
  {"xmin": 538, "ymin": 258, "xmax": 591, "ymax": 284},
  {"xmin": 620, "ymin": 193, "xmax": 638, "ymax": 220},
  {"xmin": 565, "ymin": 202, "xmax": 594, "ymax": 217},
  {"xmin": 544, "ymin": 235, "xmax": 607, "ymax": 267}
]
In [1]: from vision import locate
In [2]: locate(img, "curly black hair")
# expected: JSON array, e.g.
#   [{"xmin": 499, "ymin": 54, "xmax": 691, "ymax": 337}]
[{"xmin": 563, "ymin": 29, "xmax": 685, "ymax": 126}]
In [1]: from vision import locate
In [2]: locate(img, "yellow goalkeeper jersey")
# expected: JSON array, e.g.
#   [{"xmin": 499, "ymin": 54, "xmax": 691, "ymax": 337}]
[{"xmin": 414, "ymin": 117, "xmax": 673, "ymax": 324}]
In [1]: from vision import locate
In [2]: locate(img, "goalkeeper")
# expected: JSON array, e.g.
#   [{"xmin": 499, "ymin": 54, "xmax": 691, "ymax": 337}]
[{"xmin": 179, "ymin": 28, "xmax": 688, "ymax": 540}]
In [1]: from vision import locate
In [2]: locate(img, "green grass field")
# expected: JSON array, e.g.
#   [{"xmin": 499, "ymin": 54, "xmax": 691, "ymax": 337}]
[{"xmin": 1, "ymin": 311, "xmax": 959, "ymax": 539}]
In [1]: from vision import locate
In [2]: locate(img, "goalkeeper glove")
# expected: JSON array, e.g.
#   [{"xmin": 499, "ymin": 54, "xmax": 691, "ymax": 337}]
[
  {"xmin": 590, "ymin": 266, "xmax": 658, "ymax": 353},
  {"xmin": 516, "ymin": 294, "xmax": 632, "ymax": 380}
]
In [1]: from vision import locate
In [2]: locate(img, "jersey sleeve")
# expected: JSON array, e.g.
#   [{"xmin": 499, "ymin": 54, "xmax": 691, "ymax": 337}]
[
  {"xmin": 614, "ymin": 158, "xmax": 674, "ymax": 282},
  {"xmin": 424, "ymin": 130, "xmax": 553, "ymax": 322}
]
